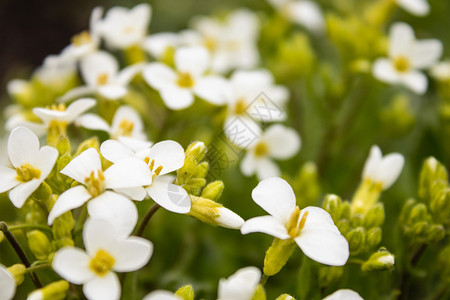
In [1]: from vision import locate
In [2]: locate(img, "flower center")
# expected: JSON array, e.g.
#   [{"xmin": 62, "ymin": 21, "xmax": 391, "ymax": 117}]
[
  {"xmin": 286, "ymin": 206, "xmax": 309, "ymax": 238},
  {"xmin": 72, "ymin": 31, "xmax": 92, "ymax": 47},
  {"xmin": 204, "ymin": 37, "xmax": 217, "ymax": 51},
  {"xmin": 177, "ymin": 72, "xmax": 194, "ymax": 88},
  {"xmin": 16, "ymin": 163, "xmax": 41, "ymax": 183},
  {"xmin": 116, "ymin": 119, "xmax": 134, "ymax": 137},
  {"xmin": 84, "ymin": 170, "xmax": 106, "ymax": 197},
  {"xmin": 48, "ymin": 103, "xmax": 66, "ymax": 112},
  {"xmin": 97, "ymin": 73, "xmax": 109, "ymax": 86},
  {"xmin": 89, "ymin": 249, "xmax": 115, "ymax": 277},
  {"xmin": 393, "ymin": 56, "xmax": 411, "ymax": 73},
  {"xmin": 144, "ymin": 157, "xmax": 163, "ymax": 179},
  {"xmin": 254, "ymin": 142, "xmax": 269, "ymax": 157},
  {"xmin": 234, "ymin": 98, "xmax": 248, "ymax": 115}
]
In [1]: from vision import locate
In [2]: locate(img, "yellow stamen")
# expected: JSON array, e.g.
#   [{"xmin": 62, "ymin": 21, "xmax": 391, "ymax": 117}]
[
  {"xmin": 286, "ymin": 207, "xmax": 309, "ymax": 238},
  {"xmin": 16, "ymin": 164, "xmax": 41, "ymax": 183},
  {"xmin": 84, "ymin": 170, "xmax": 106, "ymax": 197},
  {"xmin": 254, "ymin": 142, "xmax": 269, "ymax": 157},
  {"xmin": 234, "ymin": 98, "xmax": 247, "ymax": 115},
  {"xmin": 177, "ymin": 72, "xmax": 194, "ymax": 88},
  {"xmin": 146, "ymin": 158, "xmax": 163, "ymax": 179},
  {"xmin": 204, "ymin": 37, "xmax": 217, "ymax": 51},
  {"xmin": 393, "ymin": 56, "xmax": 411, "ymax": 73},
  {"xmin": 97, "ymin": 73, "xmax": 109, "ymax": 86},
  {"xmin": 116, "ymin": 119, "xmax": 134, "ymax": 137},
  {"xmin": 89, "ymin": 249, "xmax": 115, "ymax": 277},
  {"xmin": 72, "ymin": 31, "xmax": 92, "ymax": 47},
  {"xmin": 154, "ymin": 165, "xmax": 163, "ymax": 176}
]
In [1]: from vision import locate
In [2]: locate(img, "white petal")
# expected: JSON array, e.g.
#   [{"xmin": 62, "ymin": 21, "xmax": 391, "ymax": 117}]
[
  {"xmin": 143, "ymin": 33, "xmax": 179, "ymax": 58},
  {"xmin": 287, "ymin": 0, "xmax": 325, "ymax": 33},
  {"xmin": 160, "ymin": 87, "xmax": 194, "ymax": 110},
  {"xmin": 0, "ymin": 265, "xmax": 16, "ymax": 300},
  {"xmin": 218, "ymin": 266, "xmax": 261, "ymax": 300},
  {"xmin": 377, "ymin": 153, "xmax": 405, "ymax": 189},
  {"xmin": 251, "ymin": 177, "xmax": 296, "ymax": 223},
  {"xmin": 116, "ymin": 63, "xmax": 145, "ymax": 86},
  {"xmin": 83, "ymin": 272, "xmax": 120, "ymax": 300},
  {"xmin": 301, "ymin": 206, "xmax": 338, "ymax": 230},
  {"xmin": 76, "ymin": 113, "xmax": 111, "ymax": 132},
  {"xmin": 389, "ymin": 22, "xmax": 415, "ymax": 58},
  {"xmin": 263, "ymin": 124, "xmax": 301, "ymax": 159},
  {"xmin": 362, "ymin": 145, "xmax": 383, "ymax": 180},
  {"xmin": 216, "ymin": 207, "xmax": 245, "ymax": 229},
  {"xmin": 88, "ymin": 191, "xmax": 138, "ymax": 239},
  {"xmin": 118, "ymin": 136, "xmax": 152, "ymax": 152},
  {"xmin": 372, "ymin": 59, "xmax": 400, "ymax": 84},
  {"xmin": 9, "ymin": 179, "xmax": 41, "ymax": 208},
  {"xmin": 114, "ymin": 186, "xmax": 147, "ymax": 201},
  {"xmin": 411, "ymin": 40, "xmax": 443, "ymax": 69},
  {"xmin": 240, "ymin": 215, "xmax": 290, "ymax": 239},
  {"xmin": 323, "ymin": 289, "xmax": 363, "ymax": 300},
  {"xmin": 52, "ymin": 247, "xmax": 93, "ymax": 284},
  {"xmin": 61, "ymin": 148, "xmax": 102, "ymax": 183},
  {"xmin": 33, "ymin": 146, "xmax": 59, "ymax": 180},
  {"xmin": 148, "ymin": 140, "xmax": 185, "ymax": 175},
  {"xmin": 175, "ymin": 46, "xmax": 210, "ymax": 76},
  {"xmin": 110, "ymin": 105, "xmax": 144, "ymax": 139},
  {"xmin": 144, "ymin": 290, "xmax": 181, "ymax": 300},
  {"xmin": 83, "ymin": 218, "xmax": 117, "ymax": 257},
  {"xmin": 48, "ymin": 186, "xmax": 92, "ymax": 225},
  {"xmin": 81, "ymin": 51, "xmax": 118, "ymax": 87},
  {"xmin": 400, "ymin": 70, "xmax": 428, "ymax": 94},
  {"xmin": 8, "ymin": 126, "xmax": 40, "ymax": 168},
  {"xmin": 100, "ymin": 139, "xmax": 135, "ymax": 163},
  {"xmin": 110, "ymin": 237, "xmax": 153, "ymax": 272},
  {"xmin": 104, "ymin": 157, "xmax": 151, "ymax": 189},
  {"xmin": 63, "ymin": 98, "xmax": 98, "ymax": 122},
  {"xmin": 0, "ymin": 166, "xmax": 20, "ymax": 193},
  {"xmin": 146, "ymin": 179, "xmax": 191, "ymax": 214},
  {"xmin": 193, "ymin": 76, "xmax": 228, "ymax": 105},
  {"xmin": 397, "ymin": 0, "xmax": 430, "ymax": 16},
  {"xmin": 98, "ymin": 85, "xmax": 127, "ymax": 100},
  {"xmin": 223, "ymin": 116, "xmax": 261, "ymax": 149},
  {"xmin": 240, "ymin": 153, "xmax": 257, "ymax": 176},
  {"xmin": 58, "ymin": 86, "xmax": 96, "ymax": 103},
  {"xmin": 142, "ymin": 63, "xmax": 177, "ymax": 90},
  {"xmin": 255, "ymin": 158, "xmax": 280, "ymax": 181}
]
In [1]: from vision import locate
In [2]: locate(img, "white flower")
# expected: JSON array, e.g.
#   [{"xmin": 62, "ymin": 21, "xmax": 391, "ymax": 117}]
[
  {"xmin": 61, "ymin": 7, "xmax": 103, "ymax": 60},
  {"xmin": 60, "ymin": 51, "xmax": 143, "ymax": 101},
  {"xmin": 267, "ymin": 0, "xmax": 325, "ymax": 33},
  {"xmin": 362, "ymin": 145, "xmax": 404, "ymax": 190},
  {"xmin": 241, "ymin": 177, "xmax": 349, "ymax": 266},
  {"xmin": 0, "ymin": 265, "xmax": 16, "ymax": 300},
  {"xmin": 431, "ymin": 61, "xmax": 450, "ymax": 81},
  {"xmin": 32, "ymin": 98, "xmax": 96, "ymax": 129},
  {"xmin": 97, "ymin": 4, "xmax": 151, "ymax": 49},
  {"xmin": 0, "ymin": 127, "xmax": 58, "ymax": 208},
  {"xmin": 143, "ymin": 290, "xmax": 181, "ymax": 300},
  {"xmin": 190, "ymin": 9, "xmax": 260, "ymax": 73},
  {"xmin": 323, "ymin": 289, "xmax": 363, "ymax": 300},
  {"xmin": 218, "ymin": 266, "xmax": 261, "ymax": 300},
  {"xmin": 34, "ymin": 53, "xmax": 77, "ymax": 87},
  {"xmin": 52, "ymin": 218, "xmax": 153, "ymax": 300},
  {"xmin": 396, "ymin": 0, "xmax": 430, "ymax": 16},
  {"xmin": 47, "ymin": 147, "xmax": 152, "ymax": 231},
  {"xmin": 76, "ymin": 105, "xmax": 149, "ymax": 143},
  {"xmin": 373, "ymin": 22, "xmax": 442, "ymax": 94},
  {"xmin": 241, "ymin": 124, "xmax": 300, "ymax": 180},
  {"xmin": 143, "ymin": 46, "xmax": 228, "ymax": 110},
  {"xmin": 100, "ymin": 139, "xmax": 190, "ymax": 214}
]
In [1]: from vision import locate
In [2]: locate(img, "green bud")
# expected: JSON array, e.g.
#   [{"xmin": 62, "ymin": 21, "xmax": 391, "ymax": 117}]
[
  {"xmin": 52, "ymin": 210, "xmax": 75, "ymax": 250},
  {"xmin": 185, "ymin": 178, "xmax": 207, "ymax": 195},
  {"xmin": 363, "ymin": 203, "xmax": 385, "ymax": 228},
  {"xmin": 0, "ymin": 231, "xmax": 4, "ymax": 243},
  {"xmin": 292, "ymin": 162, "xmax": 320, "ymax": 208},
  {"xmin": 411, "ymin": 221, "xmax": 429, "ymax": 237},
  {"xmin": 27, "ymin": 230, "xmax": 51, "ymax": 260},
  {"xmin": 275, "ymin": 294, "xmax": 295, "ymax": 300},
  {"xmin": 193, "ymin": 162, "xmax": 209, "ymax": 178},
  {"xmin": 419, "ymin": 157, "xmax": 448, "ymax": 203},
  {"xmin": 427, "ymin": 224, "xmax": 445, "ymax": 244},
  {"xmin": 55, "ymin": 135, "xmax": 71, "ymax": 155},
  {"xmin": 75, "ymin": 137, "xmax": 100, "ymax": 157},
  {"xmin": 336, "ymin": 219, "xmax": 350, "ymax": 235},
  {"xmin": 251, "ymin": 284, "xmax": 266, "ymax": 300},
  {"xmin": 7, "ymin": 264, "xmax": 26, "ymax": 285},
  {"xmin": 28, "ymin": 280, "xmax": 69, "ymax": 300},
  {"xmin": 340, "ymin": 201, "xmax": 351, "ymax": 220},
  {"xmin": 350, "ymin": 215, "xmax": 363, "ymax": 228},
  {"xmin": 30, "ymin": 182, "xmax": 53, "ymax": 210},
  {"xmin": 346, "ymin": 227, "xmax": 366, "ymax": 255},
  {"xmin": 366, "ymin": 227, "xmax": 382, "ymax": 250},
  {"xmin": 161, "ymin": 46, "xmax": 176, "ymax": 67},
  {"xmin": 322, "ymin": 194, "xmax": 342, "ymax": 221},
  {"xmin": 187, "ymin": 196, "xmax": 243, "ymax": 229},
  {"xmin": 263, "ymin": 238, "xmax": 296, "ymax": 276},
  {"xmin": 201, "ymin": 181, "xmax": 224, "ymax": 201},
  {"xmin": 399, "ymin": 198, "xmax": 416, "ymax": 226},
  {"xmin": 409, "ymin": 203, "xmax": 429, "ymax": 224},
  {"xmin": 124, "ymin": 45, "xmax": 146, "ymax": 64},
  {"xmin": 26, "ymin": 202, "xmax": 47, "ymax": 225},
  {"xmin": 175, "ymin": 284, "xmax": 194, "ymax": 300},
  {"xmin": 362, "ymin": 248, "xmax": 395, "ymax": 272},
  {"xmin": 318, "ymin": 266, "xmax": 344, "ymax": 288},
  {"xmin": 431, "ymin": 188, "xmax": 450, "ymax": 224},
  {"xmin": 185, "ymin": 141, "xmax": 207, "ymax": 163}
]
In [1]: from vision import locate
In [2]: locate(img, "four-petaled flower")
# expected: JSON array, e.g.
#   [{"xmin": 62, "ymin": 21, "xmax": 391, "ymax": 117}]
[
  {"xmin": 241, "ymin": 177, "xmax": 349, "ymax": 266},
  {"xmin": 0, "ymin": 127, "xmax": 58, "ymax": 208},
  {"xmin": 217, "ymin": 266, "xmax": 261, "ymax": 300}
]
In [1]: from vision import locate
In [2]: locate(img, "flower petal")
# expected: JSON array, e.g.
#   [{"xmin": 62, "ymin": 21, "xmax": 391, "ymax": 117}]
[
  {"xmin": 81, "ymin": 51, "xmax": 118, "ymax": 87},
  {"xmin": 143, "ymin": 32, "xmax": 179, "ymax": 58},
  {"xmin": 61, "ymin": 148, "xmax": 102, "ymax": 183},
  {"xmin": 34, "ymin": 146, "xmax": 58, "ymax": 180},
  {"xmin": 218, "ymin": 266, "xmax": 261, "ymax": 300},
  {"xmin": 9, "ymin": 179, "xmax": 41, "ymax": 208},
  {"xmin": 193, "ymin": 76, "xmax": 228, "ymax": 105},
  {"xmin": 48, "ymin": 186, "xmax": 92, "ymax": 225},
  {"xmin": 372, "ymin": 59, "xmax": 400, "ymax": 84},
  {"xmin": 240, "ymin": 153, "xmax": 257, "ymax": 176},
  {"xmin": 116, "ymin": 63, "xmax": 145, "ymax": 86},
  {"xmin": 8, "ymin": 126, "xmax": 40, "ymax": 168},
  {"xmin": 58, "ymin": 86, "xmax": 96, "ymax": 103},
  {"xmin": 114, "ymin": 186, "xmax": 147, "ymax": 201},
  {"xmin": 362, "ymin": 145, "xmax": 383, "ymax": 181},
  {"xmin": 118, "ymin": 136, "xmax": 152, "ymax": 152},
  {"xmin": 110, "ymin": 236, "xmax": 153, "ymax": 272},
  {"xmin": 83, "ymin": 218, "xmax": 117, "ymax": 257},
  {"xmin": 110, "ymin": 105, "xmax": 144, "ymax": 139},
  {"xmin": 146, "ymin": 179, "xmax": 191, "ymax": 214},
  {"xmin": 100, "ymin": 139, "xmax": 135, "ymax": 163},
  {"xmin": 87, "ymin": 191, "xmax": 138, "ymax": 238},
  {"xmin": 144, "ymin": 290, "xmax": 181, "ymax": 300},
  {"xmin": 104, "ymin": 157, "xmax": 152, "ymax": 189},
  {"xmin": 411, "ymin": 39, "xmax": 443, "ymax": 69},
  {"xmin": 83, "ymin": 271, "xmax": 120, "ymax": 300},
  {"xmin": 160, "ymin": 87, "xmax": 194, "ymax": 110},
  {"xmin": 240, "ymin": 215, "xmax": 290, "ymax": 239},
  {"xmin": 216, "ymin": 207, "xmax": 245, "ymax": 229},
  {"xmin": 98, "ymin": 85, "xmax": 127, "ymax": 100},
  {"xmin": 401, "ymin": 70, "xmax": 428, "ymax": 95},
  {"xmin": 263, "ymin": 124, "xmax": 301, "ymax": 159},
  {"xmin": 251, "ymin": 177, "xmax": 296, "ymax": 223},
  {"xmin": 255, "ymin": 158, "xmax": 280, "ymax": 181},
  {"xmin": 0, "ymin": 166, "xmax": 20, "ymax": 193},
  {"xmin": 52, "ymin": 247, "xmax": 93, "ymax": 284},
  {"xmin": 76, "ymin": 113, "xmax": 111, "ymax": 132},
  {"xmin": 287, "ymin": 0, "xmax": 325, "ymax": 33},
  {"xmin": 0, "ymin": 265, "xmax": 16, "ymax": 300},
  {"xmin": 148, "ymin": 140, "xmax": 185, "ymax": 175},
  {"xmin": 389, "ymin": 22, "xmax": 415, "ymax": 58},
  {"xmin": 397, "ymin": 0, "xmax": 430, "ymax": 16},
  {"xmin": 175, "ymin": 46, "xmax": 210, "ymax": 76},
  {"xmin": 143, "ymin": 62, "xmax": 177, "ymax": 90},
  {"xmin": 377, "ymin": 153, "xmax": 405, "ymax": 189}
]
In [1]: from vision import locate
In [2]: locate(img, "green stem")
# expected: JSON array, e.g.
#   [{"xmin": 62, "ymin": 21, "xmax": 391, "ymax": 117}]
[
  {"xmin": 8, "ymin": 224, "xmax": 53, "ymax": 235},
  {"xmin": 348, "ymin": 258, "xmax": 365, "ymax": 265},
  {"xmin": 260, "ymin": 274, "xmax": 270, "ymax": 286},
  {"xmin": 135, "ymin": 203, "xmax": 161, "ymax": 237},
  {"xmin": 25, "ymin": 263, "xmax": 50, "ymax": 273},
  {"xmin": 0, "ymin": 222, "xmax": 42, "ymax": 288}
]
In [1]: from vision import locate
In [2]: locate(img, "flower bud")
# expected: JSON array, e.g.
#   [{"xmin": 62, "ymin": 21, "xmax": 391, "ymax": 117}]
[
  {"xmin": 366, "ymin": 227, "xmax": 382, "ymax": 250},
  {"xmin": 185, "ymin": 141, "xmax": 207, "ymax": 163},
  {"xmin": 363, "ymin": 203, "xmax": 385, "ymax": 228},
  {"xmin": 75, "ymin": 137, "xmax": 100, "ymax": 157},
  {"xmin": 184, "ymin": 178, "xmax": 207, "ymax": 195},
  {"xmin": 55, "ymin": 135, "xmax": 71, "ymax": 155},
  {"xmin": 275, "ymin": 294, "xmax": 295, "ymax": 300},
  {"xmin": 412, "ymin": 221, "xmax": 429, "ymax": 237},
  {"xmin": 409, "ymin": 203, "xmax": 429, "ymax": 224},
  {"xmin": 27, "ymin": 230, "xmax": 51, "ymax": 260},
  {"xmin": 427, "ymin": 224, "xmax": 445, "ymax": 244},
  {"xmin": 430, "ymin": 188, "xmax": 450, "ymax": 224},
  {"xmin": 188, "ymin": 196, "xmax": 244, "ymax": 229},
  {"xmin": 318, "ymin": 266, "xmax": 344, "ymax": 288},
  {"xmin": 323, "ymin": 194, "xmax": 342, "ymax": 221},
  {"xmin": 201, "ymin": 181, "xmax": 224, "ymax": 201},
  {"xmin": 30, "ymin": 182, "xmax": 53, "ymax": 209},
  {"xmin": 336, "ymin": 219, "xmax": 350, "ymax": 235},
  {"xmin": 251, "ymin": 284, "xmax": 266, "ymax": 300},
  {"xmin": 340, "ymin": 201, "xmax": 351, "ymax": 220},
  {"xmin": 263, "ymin": 238, "xmax": 296, "ymax": 276},
  {"xmin": 7, "ymin": 264, "xmax": 26, "ymax": 285},
  {"xmin": 346, "ymin": 227, "xmax": 366, "ymax": 255},
  {"xmin": 27, "ymin": 280, "xmax": 69, "ymax": 300},
  {"xmin": 51, "ymin": 210, "xmax": 75, "ymax": 250},
  {"xmin": 193, "ymin": 162, "xmax": 209, "ymax": 178},
  {"xmin": 175, "ymin": 284, "xmax": 194, "ymax": 300},
  {"xmin": 362, "ymin": 249, "xmax": 395, "ymax": 272},
  {"xmin": 419, "ymin": 157, "xmax": 448, "ymax": 203}
]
